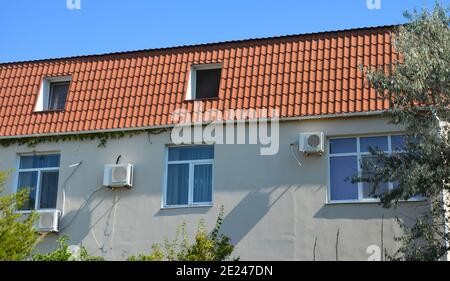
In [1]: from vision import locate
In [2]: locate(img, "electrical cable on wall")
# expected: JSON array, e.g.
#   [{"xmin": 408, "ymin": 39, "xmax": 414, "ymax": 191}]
[
  {"xmin": 147, "ymin": 132, "xmax": 153, "ymax": 144},
  {"xmin": 59, "ymin": 186, "xmax": 104, "ymax": 232},
  {"xmin": 109, "ymin": 192, "xmax": 119, "ymax": 259},
  {"xmin": 60, "ymin": 154, "xmax": 128, "ymax": 254},
  {"xmin": 290, "ymin": 143, "xmax": 303, "ymax": 167},
  {"xmin": 89, "ymin": 187, "xmax": 120, "ymax": 255}
]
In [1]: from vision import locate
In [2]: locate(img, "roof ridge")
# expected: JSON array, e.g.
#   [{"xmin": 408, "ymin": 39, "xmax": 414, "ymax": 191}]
[{"xmin": 0, "ymin": 24, "xmax": 399, "ymax": 66}]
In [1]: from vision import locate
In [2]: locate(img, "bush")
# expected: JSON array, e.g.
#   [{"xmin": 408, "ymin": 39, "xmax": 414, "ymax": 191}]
[
  {"xmin": 127, "ymin": 244, "xmax": 164, "ymax": 261},
  {"xmin": 32, "ymin": 236, "xmax": 104, "ymax": 261},
  {"xmin": 128, "ymin": 206, "xmax": 237, "ymax": 261},
  {"xmin": 0, "ymin": 171, "xmax": 39, "ymax": 261}
]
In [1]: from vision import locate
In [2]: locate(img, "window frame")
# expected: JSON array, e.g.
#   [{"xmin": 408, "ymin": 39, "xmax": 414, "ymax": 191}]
[
  {"xmin": 326, "ymin": 134, "xmax": 424, "ymax": 204},
  {"xmin": 34, "ymin": 76, "xmax": 71, "ymax": 112},
  {"xmin": 185, "ymin": 63, "xmax": 222, "ymax": 101},
  {"xmin": 47, "ymin": 81, "xmax": 70, "ymax": 111},
  {"xmin": 162, "ymin": 145, "xmax": 214, "ymax": 209},
  {"xmin": 14, "ymin": 153, "xmax": 61, "ymax": 213}
]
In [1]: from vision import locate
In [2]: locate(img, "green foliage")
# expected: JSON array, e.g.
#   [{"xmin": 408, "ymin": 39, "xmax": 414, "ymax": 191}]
[
  {"xmin": 0, "ymin": 171, "xmax": 103, "ymax": 261},
  {"xmin": 390, "ymin": 210, "xmax": 448, "ymax": 261},
  {"xmin": 128, "ymin": 206, "xmax": 237, "ymax": 261},
  {"xmin": 32, "ymin": 235, "xmax": 104, "ymax": 261},
  {"xmin": 358, "ymin": 2, "xmax": 450, "ymax": 260},
  {"xmin": 127, "ymin": 244, "xmax": 164, "ymax": 261},
  {"xmin": 0, "ymin": 170, "xmax": 39, "ymax": 261},
  {"xmin": 0, "ymin": 128, "xmax": 169, "ymax": 148}
]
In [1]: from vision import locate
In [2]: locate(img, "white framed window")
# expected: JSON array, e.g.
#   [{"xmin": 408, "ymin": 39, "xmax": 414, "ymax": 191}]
[
  {"xmin": 327, "ymin": 135, "xmax": 407, "ymax": 203},
  {"xmin": 16, "ymin": 154, "xmax": 60, "ymax": 211},
  {"xmin": 163, "ymin": 145, "xmax": 214, "ymax": 208},
  {"xmin": 35, "ymin": 76, "xmax": 71, "ymax": 112},
  {"xmin": 185, "ymin": 63, "xmax": 221, "ymax": 100}
]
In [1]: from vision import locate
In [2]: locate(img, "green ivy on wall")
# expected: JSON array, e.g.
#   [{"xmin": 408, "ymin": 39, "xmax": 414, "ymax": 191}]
[{"xmin": 0, "ymin": 128, "xmax": 170, "ymax": 148}]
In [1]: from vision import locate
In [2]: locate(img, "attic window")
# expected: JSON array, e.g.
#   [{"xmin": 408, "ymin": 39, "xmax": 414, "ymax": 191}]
[
  {"xmin": 186, "ymin": 64, "xmax": 221, "ymax": 100},
  {"xmin": 35, "ymin": 77, "xmax": 71, "ymax": 112},
  {"xmin": 48, "ymin": 82, "xmax": 69, "ymax": 110}
]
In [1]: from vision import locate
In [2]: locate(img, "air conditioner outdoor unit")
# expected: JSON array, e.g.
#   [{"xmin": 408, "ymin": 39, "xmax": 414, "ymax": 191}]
[
  {"xmin": 299, "ymin": 132, "xmax": 325, "ymax": 155},
  {"xmin": 36, "ymin": 209, "xmax": 61, "ymax": 232},
  {"xmin": 103, "ymin": 164, "xmax": 133, "ymax": 188}
]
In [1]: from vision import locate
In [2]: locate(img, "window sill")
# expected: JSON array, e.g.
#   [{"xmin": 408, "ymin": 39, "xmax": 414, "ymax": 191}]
[
  {"xmin": 33, "ymin": 109, "xmax": 65, "ymax": 113},
  {"xmin": 15, "ymin": 210, "xmax": 33, "ymax": 214},
  {"xmin": 14, "ymin": 208, "xmax": 59, "ymax": 214},
  {"xmin": 161, "ymin": 204, "xmax": 213, "ymax": 210},
  {"xmin": 184, "ymin": 97, "xmax": 220, "ymax": 102},
  {"xmin": 325, "ymin": 198, "xmax": 427, "ymax": 205}
]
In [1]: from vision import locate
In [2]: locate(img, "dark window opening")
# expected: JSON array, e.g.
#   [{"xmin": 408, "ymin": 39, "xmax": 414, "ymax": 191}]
[
  {"xmin": 195, "ymin": 68, "xmax": 221, "ymax": 99},
  {"xmin": 48, "ymin": 81, "xmax": 69, "ymax": 110}
]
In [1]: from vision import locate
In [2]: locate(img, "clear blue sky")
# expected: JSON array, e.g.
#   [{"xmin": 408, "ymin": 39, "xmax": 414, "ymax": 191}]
[{"xmin": 0, "ymin": 0, "xmax": 447, "ymax": 63}]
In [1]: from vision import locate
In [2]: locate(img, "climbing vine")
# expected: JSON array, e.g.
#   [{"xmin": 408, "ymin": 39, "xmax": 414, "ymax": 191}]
[{"xmin": 0, "ymin": 128, "xmax": 170, "ymax": 148}]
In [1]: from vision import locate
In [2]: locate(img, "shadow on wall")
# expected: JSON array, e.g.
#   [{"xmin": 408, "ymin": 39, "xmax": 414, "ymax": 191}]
[
  {"xmin": 56, "ymin": 189, "xmax": 120, "ymax": 257},
  {"xmin": 155, "ymin": 206, "xmax": 211, "ymax": 216},
  {"xmin": 313, "ymin": 201, "xmax": 428, "ymax": 220},
  {"xmin": 220, "ymin": 185, "xmax": 293, "ymax": 246}
]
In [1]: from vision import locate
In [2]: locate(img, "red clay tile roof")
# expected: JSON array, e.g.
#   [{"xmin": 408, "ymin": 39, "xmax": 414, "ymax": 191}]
[{"xmin": 0, "ymin": 25, "xmax": 397, "ymax": 138}]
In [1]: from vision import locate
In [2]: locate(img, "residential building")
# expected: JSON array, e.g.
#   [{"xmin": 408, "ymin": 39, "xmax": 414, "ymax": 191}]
[{"xmin": 0, "ymin": 25, "xmax": 426, "ymax": 260}]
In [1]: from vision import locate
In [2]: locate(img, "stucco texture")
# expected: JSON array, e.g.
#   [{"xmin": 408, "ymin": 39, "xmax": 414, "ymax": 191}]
[{"xmin": 0, "ymin": 116, "xmax": 427, "ymax": 260}]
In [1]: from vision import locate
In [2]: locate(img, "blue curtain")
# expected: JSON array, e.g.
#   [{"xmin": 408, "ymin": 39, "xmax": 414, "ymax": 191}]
[
  {"xmin": 17, "ymin": 171, "xmax": 38, "ymax": 210},
  {"xmin": 20, "ymin": 154, "xmax": 60, "ymax": 169},
  {"xmin": 329, "ymin": 138, "xmax": 357, "ymax": 154},
  {"xmin": 39, "ymin": 171, "xmax": 59, "ymax": 209},
  {"xmin": 360, "ymin": 136, "xmax": 388, "ymax": 152},
  {"xmin": 166, "ymin": 164, "xmax": 189, "ymax": 205},
  {"xmin": 168, "ymin": 146, "xmax": 214, "ymax": 161},
  {"xmin": 330, "ymin": 156, "xmax": 358, "ymax": 201},
  {"xmin": 193, "ymin": 164, "xmax": 212, "ymax": 203}
]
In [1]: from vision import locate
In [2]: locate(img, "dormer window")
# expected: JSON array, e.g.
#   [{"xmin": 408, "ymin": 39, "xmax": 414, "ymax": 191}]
[
  {"xmin": 35, "ymin": 77, "xmax": 71, "ymax": 112},
  {"xmin": 48, "ymin": 81, "xmax": 69, "ymax": 110},
  {"xmin": 186, "ymin": 64, "xmax": 221, "ymax": 100}
]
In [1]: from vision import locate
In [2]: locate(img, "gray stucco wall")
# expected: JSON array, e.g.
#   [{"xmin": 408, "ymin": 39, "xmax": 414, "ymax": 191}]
[{"xmin": 0, "ymin": 116, "xmax": 427, "ymax": 260}]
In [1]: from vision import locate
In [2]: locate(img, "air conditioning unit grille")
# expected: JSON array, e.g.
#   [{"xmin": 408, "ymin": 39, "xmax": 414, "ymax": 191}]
[
  {"xmin": 39, "ymin": 213, "xmax": 54, "ymax": 228},
  {"xmin": 112, "ymin": 166, "xmax": 128, "ymax": 182},
  {"xmin": 36, "ymin": 210, "xmax": 60, "ymax": 232},
  {"xmin": 307, "ymin": 135, "xmax": 321, "ymax": 148},
  {"xmin": 299, "ymin": 132, "xmax": 325, "ymax": 155},
  {"xmin": 103, "ymin": 164, "xmax": 133, "ymax": 188}
]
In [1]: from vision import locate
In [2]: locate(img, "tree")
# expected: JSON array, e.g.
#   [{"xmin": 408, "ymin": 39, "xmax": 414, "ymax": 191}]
[
  {"xmin": 0, "ymin": 171, "xmax": 39, "ymax": 261},
  {"xmin": 127, "ymin": 206, "xmax": 237, "ymax": 261},
  {"xmin": 358, "ymin": 2, "xmax": 450, "ymax": 260}
]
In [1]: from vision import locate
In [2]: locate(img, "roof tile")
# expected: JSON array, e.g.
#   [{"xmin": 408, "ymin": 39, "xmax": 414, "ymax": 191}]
[{"xmin": 0, "ymin": 26, "xmax": 395, "ymax": 137}]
